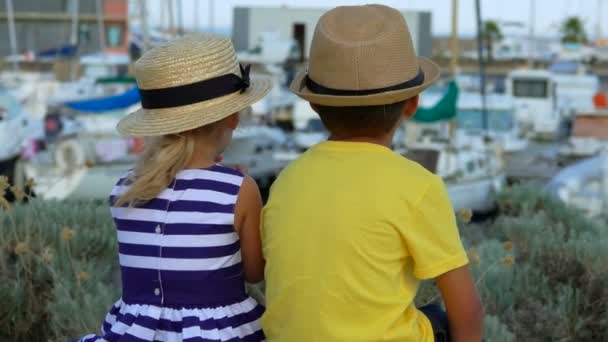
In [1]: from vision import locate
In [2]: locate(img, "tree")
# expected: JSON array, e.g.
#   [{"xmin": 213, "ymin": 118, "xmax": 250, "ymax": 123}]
[
  {"xmin": 482, "ymin": 20, "xmax": 503, "ymax": 62},
  {"xmin": 560, "ymin": 17, "xmax": 588, "ymax": 44}
]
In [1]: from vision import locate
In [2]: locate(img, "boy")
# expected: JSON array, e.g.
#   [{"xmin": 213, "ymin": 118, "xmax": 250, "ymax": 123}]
[{"xmin": 262, "ymin": 4, "xmax": 483, "ymax": 342}]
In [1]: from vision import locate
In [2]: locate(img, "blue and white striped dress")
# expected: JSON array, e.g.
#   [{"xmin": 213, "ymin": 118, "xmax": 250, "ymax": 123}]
[{"xmin": 79, "ymin": 165, "xmax": 265, "ymax": 342}]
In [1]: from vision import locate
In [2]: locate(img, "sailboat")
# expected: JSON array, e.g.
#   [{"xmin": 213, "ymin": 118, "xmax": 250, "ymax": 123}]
[{"xmin": 404, "ymin": 81, "xmax": 506, "ymax": 212}]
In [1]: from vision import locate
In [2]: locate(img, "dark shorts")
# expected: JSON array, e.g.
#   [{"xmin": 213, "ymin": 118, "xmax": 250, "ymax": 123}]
[
  {"xmin": 419, "ymin": 304, "xmax": 450, "ymax": 342},
  {"xmin": 420, "ymin": 304, "xmax": 485, "ymax": 342}
]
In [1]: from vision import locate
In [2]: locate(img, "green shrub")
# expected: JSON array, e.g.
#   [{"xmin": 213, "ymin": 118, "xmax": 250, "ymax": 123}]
[
  {"xmin": 0, "ymin": 199, "xmax": 119, "ymax": 341},
  {"xmin": 416, "ymin": 185, "xmax": 607, "ymax": 341},
  {"xmin": 1, "ymin": 184, "xmax": 606, "ymax": 341}
]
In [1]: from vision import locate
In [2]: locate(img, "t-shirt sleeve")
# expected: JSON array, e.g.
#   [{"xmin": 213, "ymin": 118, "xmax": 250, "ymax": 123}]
[{"xmin": 404, "ymin": 175, "xmax": 469, "ymax": 279}]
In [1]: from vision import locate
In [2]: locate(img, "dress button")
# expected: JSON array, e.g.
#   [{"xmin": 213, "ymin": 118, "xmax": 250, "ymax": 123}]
[
  {"xmin": 154, "ymin": 288, "xmax": 160, "ymax": 296},
  {"xmin": 155, "ymin": 225, "xmax": 161, "ymax": 234}
]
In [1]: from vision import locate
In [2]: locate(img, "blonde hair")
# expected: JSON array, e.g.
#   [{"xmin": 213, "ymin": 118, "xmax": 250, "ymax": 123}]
[{"xmin": 114, "ymin": 123, "xmax": 221, "ymax": 207}]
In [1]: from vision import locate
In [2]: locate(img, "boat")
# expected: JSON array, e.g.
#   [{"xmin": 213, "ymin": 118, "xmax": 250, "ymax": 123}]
[
  {"xmin": 288, "ymin": 99, "xmax": 327, "ymax": 151},
  {"xmin": 24, "ymin": 90, "xmax": 289, "ymax": 200},
  {"xmin": 238, "ymin": 31, "xmax": 300, "ymax": 129},
  {"xmin": 405, "ymin": 81, "xmax": 506, "ymax": 212},
  {"xmin": 546, "ymin": 151, "xmax": 608, "ymax": 217},
  {"xmin": 22, "ymin": 100, "xmax": 141, "ymax": 200},
  {"xmin": 558, "ymin": 93, "xmax": 608, "ymax": 161},
  {"xmin": 505, "ymin": 61, "xmax": 600, "ymax": 139},
  {"xmin": 559, "ymin": 111, "xmax": 608, "ymax": 160},
  {"xmin": 419, "ymin": 83, "xmax": 528, "ymax": 154},
  {"xmin": 404, "ymin": 139, "xmax": 506, "ymax": 212},
  {"xmin": 221, "ymin": 124, "xmax": 289, "ymax": 189}
]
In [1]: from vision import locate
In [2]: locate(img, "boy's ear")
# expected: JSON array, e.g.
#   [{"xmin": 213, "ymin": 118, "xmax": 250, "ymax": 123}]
[{"xmin": 403, "ymin": 95, "xmax": 419, "ymax": 118}]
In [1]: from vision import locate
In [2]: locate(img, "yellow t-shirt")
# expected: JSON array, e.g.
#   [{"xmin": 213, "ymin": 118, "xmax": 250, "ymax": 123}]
[{"xmin": 261, "ymin": 141, "xmax": 469, "ymax": 342}]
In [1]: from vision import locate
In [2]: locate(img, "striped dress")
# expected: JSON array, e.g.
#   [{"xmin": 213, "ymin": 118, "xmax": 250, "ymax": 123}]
[{"xmin": 79, "ymin": 165, "xmax": 265, "ymax": 342}]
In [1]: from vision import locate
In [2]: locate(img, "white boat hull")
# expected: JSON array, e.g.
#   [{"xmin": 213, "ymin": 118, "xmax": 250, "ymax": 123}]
[
  {"xmin": 25, "ymin": 163, "xmax": 127, "ymax": 200},
  {"xmin": 446, "ymin": 173, "xmax": 506, "ymax": 212}
]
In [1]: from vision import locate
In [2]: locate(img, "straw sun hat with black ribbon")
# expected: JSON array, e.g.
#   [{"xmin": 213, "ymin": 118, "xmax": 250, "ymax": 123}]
[
  {"xmin": 290, "ymin": 4, "xmax": 440, "ymax": 107},
  {"xmin": 118, "ymin": 34, "xmax": 272, "ymax": 136}
]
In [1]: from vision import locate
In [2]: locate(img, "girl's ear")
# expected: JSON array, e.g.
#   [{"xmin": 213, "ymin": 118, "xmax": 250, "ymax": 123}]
[{"xmin": 227, "ymin": 113, "xmax": 240, "ymax": 129}]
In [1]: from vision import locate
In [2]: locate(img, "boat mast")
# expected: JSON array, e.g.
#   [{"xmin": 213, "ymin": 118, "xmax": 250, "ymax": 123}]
[
  {"xmin": 528, "ymin": 0, "xmax": 535, "ymax": 68},
  {"xmin": 5, "ymin": 0, "xmax": 18, "ymax": 71},
  {"xmin": 69, "ymin": 0, "xmax": 79, "ymax": 46},
  {"xmin": 450, "ymin": 0, "xmax": 459, "ymax": 77},
  {"xmin": 177, "ymin": 0, "xmax": 184, "ymax": 36},
  {"xmin": 475, "ymin": 0, "xmax": 488, "ymax": 132},
  {"xmin": 194, "ymin": 0, "xmax": 199, "ymax": 32},
  {"xmin": 69, "ymin": 0, "xmax": 79, "ymax": 80},
  {"xmin": 209, "ymin": 0, "xmax": 215, "ymax": 33},
  {"xmin": 139, "ymin": 0, "xmax": 150, "ymax": 52},
  {"xmin": 168, "ymin": 0, "xmax": 175, "ymax": 37},
  {"xmin": 603, "ymin": 150, "xmax": 608, "ymax": 214},
  {"xmin": 597, "ymin": 0, "xmax": 603, "ymax": 40},
  {"xmin": 95, "ymin": 0, "xmax": 106, "ymax": 52},
  {"xmin": 448, "ymin": 0, "xmax": 459, "ymax": 141}
]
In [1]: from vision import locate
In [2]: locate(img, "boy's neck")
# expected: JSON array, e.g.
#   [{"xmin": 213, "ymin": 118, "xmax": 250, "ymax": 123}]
[{"xmin": 328, "ymin": 134, "xmax": 394, "ymax": 148}]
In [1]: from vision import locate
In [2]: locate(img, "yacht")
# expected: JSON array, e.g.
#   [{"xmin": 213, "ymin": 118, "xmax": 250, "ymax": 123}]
[
  {"xmin": 547, "ymin": 151, "xmax": 608, "ymax": 217},
  {"xmin": 505, "ymin": 62, "xmax": 600, "ymax": 139}
]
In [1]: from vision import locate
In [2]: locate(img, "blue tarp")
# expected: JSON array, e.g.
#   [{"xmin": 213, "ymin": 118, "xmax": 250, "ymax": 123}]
[
  {"xmin": 65, "ymin": 87, "xmax": 141, "ymax": 113},
  {"xmin": 36, "ymin": 44, "xmax": 78, "ymax": 59}
]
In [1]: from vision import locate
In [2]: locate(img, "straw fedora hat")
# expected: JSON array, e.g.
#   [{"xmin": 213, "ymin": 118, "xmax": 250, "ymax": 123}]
[
  {"xmin": 289, "ymin": 4, "xmax": 440, "ymax": 107},
  {"xmin": 118, "ymin": 34, "xmax": 272, "ymax": 136}
]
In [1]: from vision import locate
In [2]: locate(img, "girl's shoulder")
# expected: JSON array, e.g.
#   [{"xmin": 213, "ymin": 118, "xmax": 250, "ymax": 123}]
[
  {"xmin": 175, "ymin": 165, "xmax": 245, "ymax": 182},
  {"xmin": 205, "ymin": 164, "xmax": 245, "ymax": 178},
  {"xmin": 175, "ymin": 165, "xmax": 245, "ymax": 195}
]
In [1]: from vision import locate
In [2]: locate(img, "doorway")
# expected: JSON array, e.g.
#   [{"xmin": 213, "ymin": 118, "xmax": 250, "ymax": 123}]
[{"xmin": 293, "ymin": 23, "xmax": 306, "ymax": 62}]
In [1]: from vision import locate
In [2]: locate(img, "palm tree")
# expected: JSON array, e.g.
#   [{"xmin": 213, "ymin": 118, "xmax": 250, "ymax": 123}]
[
  {"xmin": 482, "ymin": 20, "xmax": 503, "ymax": 62},
  {"xmin": 560, "ymin": 17, "xmax": 588, "ymax": 44}
]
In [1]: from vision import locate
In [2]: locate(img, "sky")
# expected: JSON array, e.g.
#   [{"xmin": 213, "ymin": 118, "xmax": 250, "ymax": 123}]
[{"xmin": 141, "ymin": 0, "xmax": 608, "ymax": 38}]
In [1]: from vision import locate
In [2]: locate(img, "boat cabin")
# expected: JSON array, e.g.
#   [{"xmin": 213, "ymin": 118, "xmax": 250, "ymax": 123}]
[{"xmin": 506, "ymin": 69, "xmax": 560, "ymax": 137}]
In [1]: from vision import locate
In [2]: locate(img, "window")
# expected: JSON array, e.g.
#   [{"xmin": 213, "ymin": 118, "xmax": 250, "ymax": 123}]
[
  {"xmin": 457, "ymin": 109, "xmax": 514, "ymax": 132},
  {"xmin": 106, "ymin": 24, "xmax": 124, "ymax": 48},
  {"xmin": 512, "ymin": 79, "xmax": 549, "ymax": 98}
]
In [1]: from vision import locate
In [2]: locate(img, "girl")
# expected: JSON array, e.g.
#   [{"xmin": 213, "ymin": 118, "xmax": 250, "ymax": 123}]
[{"xmin": 79, "ymin": 34, "xmax": 272, "ymax": 342}]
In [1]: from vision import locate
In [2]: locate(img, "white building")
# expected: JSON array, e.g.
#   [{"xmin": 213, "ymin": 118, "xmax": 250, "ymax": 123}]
[{"xmin": 232, "ymin": 6, "xmax": 432, "ymax": 61}]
